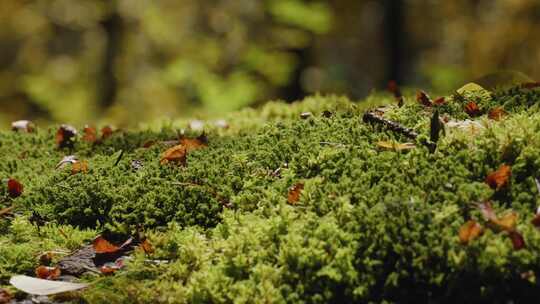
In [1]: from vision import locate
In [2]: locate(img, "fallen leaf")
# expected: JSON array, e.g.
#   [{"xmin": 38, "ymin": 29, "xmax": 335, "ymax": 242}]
[
  {"xmin": 140, "ymin": 239, "xmax": 154, "ymax": 254},
  {"xmin": 488, "ymin": 107, "xmax": 507, "ymax": 121},
  {"xmin": 0, "ymin": 206, "xmax": 14, "ymax": 217},
  {"xmin": 71, "ymin": 160, "xmax": 88, "ymax": 175},
  {"xmin": 300, "ymin": 112, "xmax": 312, "ymax": 119},
  {"xmin": 92, "ymin": 236, "xmax": 120, "ymax": 254},
  {"xmin": 7, "ymin": 179, "xmax": 23, "ymax": 198},
  {"xmin": 9, "ymin": 275, "xmax": 88, "ymax": 296},
  {"xmin": 56, "ymin": 125, "xmax": 77, "ymax": 148},
  {"xmin": 459, "ymin": 220, "xmax": 483, "ymax": 244},
  {"xmin": 490, "ymin": 212, "xmax": 518, "ymax": 232},
  {"xmin": 56, "ymin": 155, "xmax": 78, "ymax": 169},
  {"xmin": 35, "ymin": 266, "xmax": 61, "ymax": 280},
  {"xmin": 11, "ymin": 120, "xmax": 35, "ymax": 132},
  {"xmin": 180, "ymin": 134, "xmax": 208, "ymax": 152},
  {"xmin": 0, "ymin": 288, "xmax": 12, "ymax": 304},
  {"xmin": 101, "ymin": 126, "xmax": 113, "ymax": 139},
  {"xmin": 160, "ymin": 145, "xmax": 187, "ymax": 166},
  {"xmin": 39, "ymin": 252, "xmax": 55, "ymax": 265},
  {"xmin": 508, "ymin": 230, "xmax": 526, "ymax": 250},
  {"xmin": 92, "ymin": 236, "xmax": 133, "ymax": 254},
  {"xmin": 464, "ymin": 101, "xmax": 481, "ymax": 117},
  {"xmin": 82, "ymin": 125, "xmax": 97, "ymax": 143},
  {"xmin": 287, "ymin": 183, "xmax": 304, "ymax": 205},
  {"xmin": 433, "ymin": 97, "xmax": 446, "ymax": 105},
  {"xmin": 416, "ymin": 90, "xmax": 433, "ymax": 107},
  {"xmin": 485, "ymin": 164, "xmax": 511, "ymax": 190},
  {"xmin": 376, "ymin": 141, "xmax": 416, "ymax": 151},
  {"xmin": 100, "ymin": 265, "xmax": 119, "ymax": 275}
]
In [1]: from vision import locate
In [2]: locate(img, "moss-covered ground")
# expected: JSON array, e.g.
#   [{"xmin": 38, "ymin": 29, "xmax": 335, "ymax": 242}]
[{"xmin": 2, "ymin": 86, "xmax": 540, "ymax": 303}]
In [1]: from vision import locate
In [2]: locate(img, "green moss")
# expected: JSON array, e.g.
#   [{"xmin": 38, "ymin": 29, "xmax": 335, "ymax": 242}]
[{"xmin": 3, "ymin": 89, "xmax": 540, "ymax": 302}]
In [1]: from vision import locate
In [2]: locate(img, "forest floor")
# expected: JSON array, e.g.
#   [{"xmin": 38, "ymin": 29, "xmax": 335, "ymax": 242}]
[{"xmin": 2, "ymin": 83, "xmax": 540, "ymax": 303}]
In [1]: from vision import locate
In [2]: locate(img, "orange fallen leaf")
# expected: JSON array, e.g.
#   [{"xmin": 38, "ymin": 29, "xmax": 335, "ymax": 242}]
[
  {"xmin": 100, "ymin": 265, "xmax": 119, "ymax": 275},
  {"xmin": 464, "ymin": 101, "xmax": 481, "ymax": 117},
  {"xmin": 7, "ymin": 179, "xmax": 23, "ymax": 198},
  {"xmin": 459, "ymin": 220, "xmax": 483, "ymax": 244},
  {"xmin": 82, "ymin": 125, "xmax": 97, "ymax": 143},
  {"xmin": 160, "ymin": 145, "xmax": 187, "ymax": 166},
  {"xmin": 287, "ymin": 183, "xmax": 304, "ymax": 205},
  {"xmin": 140, "ymin": 238, "xmax": 154, "ymax": 254},
  {"xmin": 92, "ymin": 236, "xmax": 120, "ymax": 254},
  {"xmin": 56, "ymin": 125, "xmax": 77, "ymax": 148},
  {"xmin": 180, "ymin": 134, "xmax": 208, "ymax": 152},
  {"xmin": 11, "ymin": 120, "xmax": 35, "ymax": 133},
  {"xmin": 488, "ymin": 107, "xmax": 507, "ymax": 121},
  {"xmin": 35, "ymin": 266, "xmax": 61, "ymax": 280},
  {"xmin": 485, "ymin": 164, "xmax": 511, "ymax": 190},
  {"xmin": 71, "ymin": 160, "xmax": 88, "ymax": 175},
  {"xmin": 416, "ymin": 90, "xmax": 433, "ymax": 107}
]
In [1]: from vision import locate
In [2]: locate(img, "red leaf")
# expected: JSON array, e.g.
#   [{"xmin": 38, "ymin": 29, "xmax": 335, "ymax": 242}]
[
  {"xmin": 485, "ymin": 164, "xmax": 511, "ymax": 190},
  {"xmin": 416, "ymin": 90, "xmax": 433, "ymax": 107},
  {"xmin": 35, "ymin": 266, "xmax": 61, "ymax": 280},
  {"xmin": 179, "ymin": 134, "xmax": 208, "ymax": 152},
  {"xmin": 7, "ymin": 179, "xmax": 23, "ymax": 198},
  {"xmin": 287, "ymin": 183, "xmax": 304, "ymax": 205},
  {"xmin": 464, "ymin": 101, "xmax": 481, "ymax": 117},
  {"xmin": 508, "ymin": 230, "xmax": 526, "ymax": 250},
  {"xmin": 160, "ymin": 145, "xmax": 187, "ymax": 166}
]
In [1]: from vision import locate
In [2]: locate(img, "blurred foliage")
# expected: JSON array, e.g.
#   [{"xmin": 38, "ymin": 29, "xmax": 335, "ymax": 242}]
[{"xmin": 1, "ymin": 0, "xmax": 540, "ymax": 126}]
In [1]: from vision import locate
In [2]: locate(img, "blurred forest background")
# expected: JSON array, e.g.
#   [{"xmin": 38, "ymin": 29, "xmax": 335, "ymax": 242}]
[{"xmin": 1, "ymin": 0, "xmax": 540, "ymax": 126}]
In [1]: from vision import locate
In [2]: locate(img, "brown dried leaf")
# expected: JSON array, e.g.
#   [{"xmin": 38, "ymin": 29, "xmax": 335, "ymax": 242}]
[
  {"xmin": 140, "ymin": 239, "xmax": 154, "ymax": 254},
  {"xmin": 82, "ymin": 125, "xmax": 97, "ymax": 143},
  {"xmin": 485, "ymin": 164, "xmax": 511, "ymax": 190},
  {"xmin": 459, "ymin": 220, "xmax": 483, "ymax": 244},
  {"xmin": 35, "ymin": 266, "xmax": 61, "ymax": 280},
  {"xmin": 433, "ymin": 97, "xmax": 446, "ymax": 105},
  {"xmin": 71, "ymin": 160, "xmax": 88, "ymax": 175},
  {"xmin": 416, "ymin": 90, "xmax": 433, "ymax": 107},
  {"xmin": 101, "ymin": 126, "xmax": 113, "ymax": 140},
  {"xmin": 287, "ymin": 183, "xmax": 304, "ymax": 205},
  {"xmin": 180, "ymin": 134, "xmax": 208, "ymax": 152},
  {"xmin": 160, "ymin": 145, "xmax": 187, "ymax": 166},
  {"xmin": 488, "ymin": 107, "xmax": 507, "ymax": 121},
  {"xmin": 479, "ymin": 201, "xmax": 497, "ymax": 221},
  {"xmin": 0, "ymin": 288, "xmax": 12, "ymax": 304},
  {"xmin": 464, "ymin": 101, "xmax": 481, "ymax": 117},
  {"xmin": 7, "ymin": 179, "xmax": 23, "ymax": 198}
]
